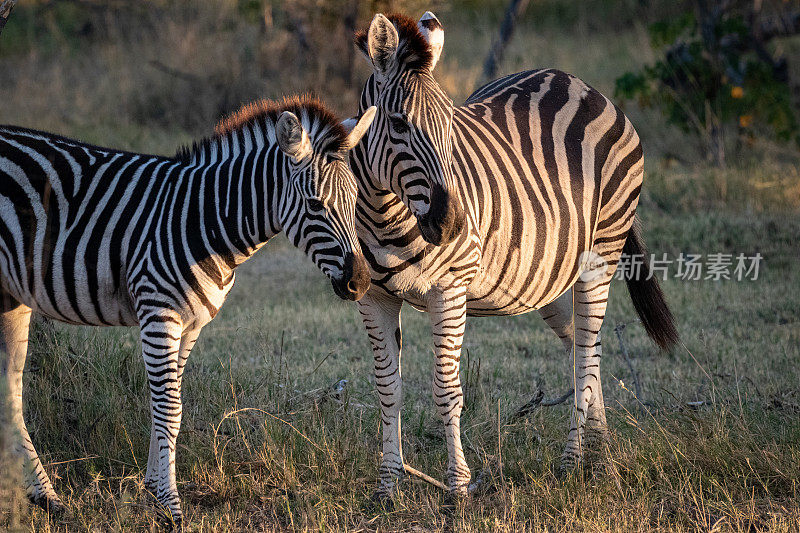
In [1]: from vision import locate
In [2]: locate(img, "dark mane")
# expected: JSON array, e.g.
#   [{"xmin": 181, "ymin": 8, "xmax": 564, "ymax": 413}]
[
  {"xmin": 355, "ymin": 12, "xmax": 434, "ymax": 72},
  {"xmin": 175, "ymin": 94, "xmax": 347, "ymax": 163}
]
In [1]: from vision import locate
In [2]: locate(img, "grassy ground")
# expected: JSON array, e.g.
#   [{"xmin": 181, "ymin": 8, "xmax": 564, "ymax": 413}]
[
  {"xmin": 5, "ymin": 199, "xmax": 798, "ymax": 532},
  {"xmin": 2, "ymin": 1, "xmax": 800, "ymax": 531}
]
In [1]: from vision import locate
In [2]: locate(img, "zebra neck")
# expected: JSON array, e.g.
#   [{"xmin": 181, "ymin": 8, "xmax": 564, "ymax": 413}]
[
  {"xmin": 188, "ymin": 141, "xmax": 286, "ymax": 270},
  {"xmin": 355, "ymin": 186, "xmax": 420, "ymax": 241}
]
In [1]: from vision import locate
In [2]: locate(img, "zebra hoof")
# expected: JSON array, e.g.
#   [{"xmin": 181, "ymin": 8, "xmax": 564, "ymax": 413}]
[
  {"xmin": 154, "ymin": 507, "xmax": 183, "ymax": 531},
  {"xmin": 443, "ymin": 487, "xmax": 469, "ymax": 508},
  {"xmin": 148, "ymin": 495, "xmax": 183, "ymax": 529},
  {"xmin": 30, "ymin": 493, "xmax": 67, "ymax": 516},
  {"xmin": 170, "ymin": 516, "xmax": 183, "ymax": 531},
  {"xmin": 557, "ymin": 455, "xmax": 583, "ymax": 479},
  {"xmin": 367, "ymin": 489, "xmax": 395, "ymax": 512}
]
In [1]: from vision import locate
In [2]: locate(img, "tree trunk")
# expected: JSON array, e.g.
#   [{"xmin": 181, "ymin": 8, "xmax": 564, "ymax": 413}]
[
  {"xmin": 0, "ymin": 0, "xmax": 16, "ymax": 37},
  {"xmin": 481, "ymin": 0, "xmax": 531, "ymax": 84}
]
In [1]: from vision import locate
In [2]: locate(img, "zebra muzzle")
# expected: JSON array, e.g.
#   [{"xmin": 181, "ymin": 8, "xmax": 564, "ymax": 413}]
[
  {"xmin": 331, "ymin": 252, "xmax": 370, "ymax": 301},
  {"xmin": 417, "ymin": 183, "xmax": 465, "ymax": 246}
]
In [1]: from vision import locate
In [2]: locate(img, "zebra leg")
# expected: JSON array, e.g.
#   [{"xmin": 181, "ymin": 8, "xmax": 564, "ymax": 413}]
[
  {"xmin": 560, "ymin": 273, "xmax": 612, "ymax": 471},
  {"xmin": 539, "ymin": 289, "xmax": 607, "ymax": 464},
  {"xmin": 0, "ymin": 295, "xmax": 64, "ymax": 512},
  {"xmin": 538, "ymin": 288, "xmax": 575, "ymax": 353},
  {"xmin": 357, "ymin": 290, "xmax": 404, "ymax": 496},
  {"xmin": 139, "ymin": 310, "xmax": 185, "ymax": 524},
  {"xmin": 144, "ymin": 327, "xmax": 201, "ymax": 496},
  {"xmin": 584, "ymin": 337, "xmax": 609, "ymax": 454},
  {"xmin": 541, "ymin": 288, "xmax": 607, "ymax": 451},
  {"xmin": 428, "ymin": 287, "xmax": 470, "ymax": 494}
]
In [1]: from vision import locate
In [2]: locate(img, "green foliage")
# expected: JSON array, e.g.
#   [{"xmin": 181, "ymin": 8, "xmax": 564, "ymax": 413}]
[
  {"xmin": 615, "ymin": 7, "xmax": 800, "ymax": 158},
  {"xmin": 237, "ymin": 0, "xmax": 264, "ymax": 24},
  {"xmin": 0, "ymin": 1, "xmax": 92, "ymax": 57},
  {"xmin": 647, "ymin": 12, "xmax": 695, "ymax": 48}
]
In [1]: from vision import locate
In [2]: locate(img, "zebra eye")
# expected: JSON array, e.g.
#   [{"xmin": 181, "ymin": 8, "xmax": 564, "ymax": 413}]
[
  {"xmin": 326, "ymin": 153, "xmax": 344, "ymax": 165},
  {"xmin": 307, "ymin": 198, "xmax": 325, "ymax": 212},
  {"xmin": 389, "ymin": 115, "xmax": 409, "ymax": 135}
]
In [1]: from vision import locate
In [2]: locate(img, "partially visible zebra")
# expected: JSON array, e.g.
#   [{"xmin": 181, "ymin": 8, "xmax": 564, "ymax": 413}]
[
  {"xmin": 349, "ymin": 13, "xmax": 679, "ymax": 495},
  {"xmin": 0, "ymin": 96, "xmax": 375, "ymax": 523}
]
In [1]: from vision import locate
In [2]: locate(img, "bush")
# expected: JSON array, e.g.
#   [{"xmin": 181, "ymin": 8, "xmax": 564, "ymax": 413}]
[{"xmin": 615, "ymin": 1, "xmax": 800, "ymax": 166}]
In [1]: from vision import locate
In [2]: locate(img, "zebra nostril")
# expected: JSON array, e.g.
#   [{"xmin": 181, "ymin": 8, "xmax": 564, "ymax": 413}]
[{"xmin": 347, "ymin": 280, "xmax": 357, "ymax": 293}]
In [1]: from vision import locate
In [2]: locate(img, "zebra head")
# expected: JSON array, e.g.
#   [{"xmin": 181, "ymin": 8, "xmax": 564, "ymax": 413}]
[
  {"xmin": 355, "ymin": 12, "xmax": 465, "ymax": 246},
  {"xmin": 275, "ymin": 105, "xmax": 376, "ymax": 301}
]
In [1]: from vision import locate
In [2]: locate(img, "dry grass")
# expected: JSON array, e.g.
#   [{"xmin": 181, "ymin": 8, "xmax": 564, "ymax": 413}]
[
  {"xmin": 1, "ymin": 1, "xmax": 800, "ymax": 531},
  {"xmin": 2, "ymin": 209, "xmax": 798, "ymax": 532}
]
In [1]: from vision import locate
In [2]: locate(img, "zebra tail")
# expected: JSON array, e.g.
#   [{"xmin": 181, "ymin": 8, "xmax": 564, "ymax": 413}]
[{"xmin": 621, "ymin": 216, "xmax": 680, "ymax": 351}]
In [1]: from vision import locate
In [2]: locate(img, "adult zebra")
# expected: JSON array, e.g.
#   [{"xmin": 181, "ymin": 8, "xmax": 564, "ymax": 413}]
[
  {"xmin": 349, "ymin": 13, "xmax": 679, "ymax": 496},
  {"xmin": 0, "ymin": 96, "xmax": 375, "ymax": 523}
]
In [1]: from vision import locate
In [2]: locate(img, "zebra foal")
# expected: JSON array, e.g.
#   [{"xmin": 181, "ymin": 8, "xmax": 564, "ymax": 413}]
[
  {"xmin": 0, "ymin": 96, "xmax": 375, "ymax": 523},
  {"xmin": 349, "ymin": 13, "xmax": 679, "ymax": 496}
]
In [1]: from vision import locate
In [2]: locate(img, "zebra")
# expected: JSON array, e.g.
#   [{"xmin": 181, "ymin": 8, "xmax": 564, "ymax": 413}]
[
  {"xmin": 0, "ymin": 95, "xmax": 376, "ymax": 523},
  {"xmin": 348, "ymin": 12, "xmax": 680, "ymax": 496}
]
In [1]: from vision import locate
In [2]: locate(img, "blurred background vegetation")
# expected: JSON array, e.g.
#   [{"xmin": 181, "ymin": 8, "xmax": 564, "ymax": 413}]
[{"xmin": 0, "ymin": 0, "xmax": 798, "ymax": 185}]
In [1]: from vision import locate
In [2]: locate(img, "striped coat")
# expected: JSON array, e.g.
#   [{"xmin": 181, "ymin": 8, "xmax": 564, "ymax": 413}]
[
  {"xmin": 350, "ymin": 13, "xmax": 678, "ymax": 495},
  {"xmin": 0, "ymin": 96, "xmax": 375, "ymax": 523}
]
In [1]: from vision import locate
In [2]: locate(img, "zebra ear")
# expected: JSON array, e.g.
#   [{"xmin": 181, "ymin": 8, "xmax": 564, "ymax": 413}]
[
  {"xmin": 418, "ymin": 11, "xmax": 444, "ymax": 70},
  {"xmin": 366, "ymin": 13, "xmax": 399, "ymax": 75},
  {"xmin": 341, "ymin": 117, "xmax": 358, "ymax": 132},
  {"xmin": 276, "ymin": 111, "xmax": 312, "ymax": 162},
  {"xmin": 343, "ymin": 106, "xmax": 377, "ymax": 150}
]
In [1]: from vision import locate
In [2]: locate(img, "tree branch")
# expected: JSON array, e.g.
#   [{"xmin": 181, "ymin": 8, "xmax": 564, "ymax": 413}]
[
  {"xmin": 404, "ymin": 464, "xmax": 448, "ymax": 491},
  {"xmin": 759, "ymin": 10, "xmax": 800, "ymax": 41},
  {"xmin": 511, "ymin": 387, "xmax": 574, "ymax": 421}
]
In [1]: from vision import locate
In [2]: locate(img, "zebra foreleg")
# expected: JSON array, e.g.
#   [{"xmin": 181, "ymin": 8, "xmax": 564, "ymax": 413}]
[
  {"xmin": 428, "ymin": 287, "xmax": 471, "ymax": 494},
  {"xmin": 0, "ymin": 296, "xmax": 65, "ymax": 513},
  {"xmin": 357, "ymin": 290, "xmax": 404, "ymax": 497},
  {"xmin": 138, "ymin": 309, "xmax": 186, "ymax": 525},
  {"xmin": 144, "ymin": 327, "xmax": 201, "ymax": 497}
]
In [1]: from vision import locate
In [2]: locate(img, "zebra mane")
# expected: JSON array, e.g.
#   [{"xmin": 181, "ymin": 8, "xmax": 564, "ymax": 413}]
[
  {"xmin": 355, "ymin": 12, "xmax": 434, "ymax": 72},
  {"xmin": 175, "ymin": 94, "xmax": 348, "ymax": 163}
]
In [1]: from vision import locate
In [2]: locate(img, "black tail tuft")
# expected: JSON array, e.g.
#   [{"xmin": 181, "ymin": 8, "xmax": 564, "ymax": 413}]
[{"xmin": 622, "ymin": 217, "xmax": 680, "ymax": 351}]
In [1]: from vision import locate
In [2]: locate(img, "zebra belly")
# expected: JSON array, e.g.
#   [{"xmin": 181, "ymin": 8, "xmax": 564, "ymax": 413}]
[
  {"xmin": 0, "ymin": 244, "xmax": 137, "ymax": 326},
  {"xmin": 1, "ymin": 273, "xmax": 137, "ymax": 326},
  {"xmin": 464, "ymin": 259, "xmax": 581, "ymax": 317},
  {"xmin": 463, "ymin": 216, "xmax": 592, "ymax": 317}
]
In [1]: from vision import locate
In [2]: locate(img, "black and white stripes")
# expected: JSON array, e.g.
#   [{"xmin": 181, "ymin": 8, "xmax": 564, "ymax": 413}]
[
  {"xmin": 350, "ymin": 12, "xmax": 678, "ymax": 495},
  {"xmin": 0, "ymin": 95, "xmax": 374, "ymax": 522}
]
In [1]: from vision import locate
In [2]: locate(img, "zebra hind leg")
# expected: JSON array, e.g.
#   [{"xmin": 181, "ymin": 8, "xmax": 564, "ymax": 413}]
[
  {"xmin": 0, "ymin": 294, "xmax": 65, "ymax": 513},
  {"xmin": 538, "ymin": 282, "xmax": 611, "ymax": 472},
  {"xmin": 558, "ymin": 269, "xmax": 614, "ymax": 473}
]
